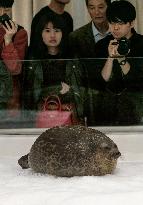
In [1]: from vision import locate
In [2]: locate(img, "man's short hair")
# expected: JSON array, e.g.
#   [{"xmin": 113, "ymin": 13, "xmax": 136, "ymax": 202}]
[
  {"xmin": 106, "ymin": 1, "xmax": 136, "ymax": 24},
  {"xmin": 85, "ymin": 0, "xmax": 111, "ymax": 7},
  {"xmin": 0, "ymin": 0, "xmax": 14, "ymax": 8}
]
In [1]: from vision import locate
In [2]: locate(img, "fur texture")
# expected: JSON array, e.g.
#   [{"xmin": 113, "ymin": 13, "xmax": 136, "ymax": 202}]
[{"xmin": 18, "ymin": 126, "xmax": 121, "ymax": 176}]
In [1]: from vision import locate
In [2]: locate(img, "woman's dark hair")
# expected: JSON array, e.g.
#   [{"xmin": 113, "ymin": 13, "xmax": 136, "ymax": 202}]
[
  {"xmin": 85, "ymin": 0, "xmax": 111, "ymax": 7},
  {"xmin": 0, "ymin": 0, "xmax": 14, "ymax": 7},
  {"xmin": 29, "ymin": 13, "xmax": 67, "ymax": 59},
  {"xmin": 106, "ymin": 1, "xmax": 136, "ymax": 24}
]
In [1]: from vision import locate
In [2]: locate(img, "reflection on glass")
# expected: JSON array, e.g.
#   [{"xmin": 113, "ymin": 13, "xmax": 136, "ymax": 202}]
[{"xmin": 0, "ymin": 58, "xmax": 143, "ymax": 128}]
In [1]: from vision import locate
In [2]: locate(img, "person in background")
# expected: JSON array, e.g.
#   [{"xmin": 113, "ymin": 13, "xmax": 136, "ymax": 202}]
[
  {"xmin": 30, "ymin": 0, "xmax": 73, "ymax": 55},
  {"xmin": 24, "ymin": 13, "xmax": 72, "ymax": 115},
  {"xmin": 69, "ymin": 0, "xmax": 111, "ymax": 58},
  {"xmin": 69, "ymin": 0, "xmax": 111, "ymax": 126},
  {"xmin": 0, "ymin": 0, "xmax": 28, "ymax": 118},
  {"xmin": 94, "ymin": 0, "xmax": 143, "ymax": 125}
]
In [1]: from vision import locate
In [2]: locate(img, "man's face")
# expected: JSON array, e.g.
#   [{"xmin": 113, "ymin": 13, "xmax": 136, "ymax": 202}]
[
  {"xmin": 109, "ymin": 21, "xmax": 134, "ymax": 40},
  {"xmin": 0, "ymin": 7, "xmax": 12, "ymax": 17},
  {"xmin": 55, "ymin": 0, "xmax": 70, "ymax": 4},
  {"xmin": 87, "ymin": 0, "xmax": 108, "ymax": 26}
]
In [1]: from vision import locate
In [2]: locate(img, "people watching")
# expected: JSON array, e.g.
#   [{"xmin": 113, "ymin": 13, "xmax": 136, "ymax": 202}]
[
  {"xmin": 0, "ymin": 0, "xmax": 28, "ymax": 116},
  {"xmin": 69, "ymin": 0, "xmax": 111, "ymax": 58},
  {"xmin": 29, "ymin": 0, "xmax": 73, "ymax": 55},
  {"xmin": 94, "ymin": 0, "xmax": 143, "ymax": 125},
  {"xmin": 68, "ymin": 0, "xmax": 111, "ymax": 125},
  {"xmin": 24, "ymin": 13, "xmax": 72, "ymax": 113},
  {"xmin": 0, "ymin": 0, "xmax": 142, "ymax": 128}
]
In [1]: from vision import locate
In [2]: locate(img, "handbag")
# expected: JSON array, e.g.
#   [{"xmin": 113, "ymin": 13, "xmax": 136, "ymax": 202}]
[{"xmin": 36, "ymin": 95, "xmax": 73, "ymax": 128}]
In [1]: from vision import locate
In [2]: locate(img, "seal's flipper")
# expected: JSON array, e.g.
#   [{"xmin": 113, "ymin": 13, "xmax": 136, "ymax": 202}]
[{"xmin": 18, "ymin": 154, "xmax": 30, "ymax": 169}]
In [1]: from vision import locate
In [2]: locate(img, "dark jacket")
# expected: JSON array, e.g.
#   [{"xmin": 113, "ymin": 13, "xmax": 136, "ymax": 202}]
[
  {"xmin": 69, "ymin": 22, "xmax": 97, "ymax": 58},
  {"xmin": 23, "ymin": 58, "xmax": 89, "ymax": 122},
  {"xmin": 0, "ymin": 61, "xmax": 12, "ymax": 107},
  {"xmin": 95, "ymin": 30, "xmax": 143, "ymax": 92},
  {"xmin": 91, "ymin": 30, "xmax": 143, "ymax": 125}
]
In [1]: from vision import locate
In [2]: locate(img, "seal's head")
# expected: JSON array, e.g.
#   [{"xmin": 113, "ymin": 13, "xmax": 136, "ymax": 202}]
[
  {"xmin": 18, "ymin": 126, "xmax": 121, "ymax": 176},
  {"xmin": 18, "ymin": 154, "xmax": 29, "ymax": 169}
]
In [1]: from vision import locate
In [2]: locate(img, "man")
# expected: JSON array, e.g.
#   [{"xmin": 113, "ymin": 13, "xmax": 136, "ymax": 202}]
[
  {"xmin": 30, "ymin": 0, "xmax": 73, "ymax": 53},
  {"xmin": 68, "ymin": 0, "xmax": 111, "ymax": 126},
  {"xmin": 0, "ymin": 0, "xmax": 28, "ymax": 117},
  {"xmin": 69, "ymin": 0, "xmax": 111, "ymax": 58},
  {"xmin": 94, "ymin": 0, "xmax": 143, "ymax": 125}
]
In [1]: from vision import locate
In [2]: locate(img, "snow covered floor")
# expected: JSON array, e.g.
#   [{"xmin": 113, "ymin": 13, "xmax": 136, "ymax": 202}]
[
  {"xmin": 1, "ymin": 157, "xmax": 143, "ymax": 205},
  {"xmin": 0, "ymin": 128, "xmax": 143, "ymax": 205}
]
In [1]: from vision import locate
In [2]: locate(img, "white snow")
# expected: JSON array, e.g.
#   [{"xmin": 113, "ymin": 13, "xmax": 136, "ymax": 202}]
[{"xmin": 0, "ymin": 128, "xmax": 143, "ymax": 205}]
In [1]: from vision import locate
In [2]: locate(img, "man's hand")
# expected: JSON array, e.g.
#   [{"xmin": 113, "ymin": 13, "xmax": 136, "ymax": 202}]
[
  {"xmin": 3, "ymin": 20, "xmax": 18, "ymax": 45},
  {"xmin": 108, "ymin": 39, "xmax": 119, "ymax": 57},
  {"xmin": 60, "ymin": 82, "xmax": 70, "ymax": 94}
]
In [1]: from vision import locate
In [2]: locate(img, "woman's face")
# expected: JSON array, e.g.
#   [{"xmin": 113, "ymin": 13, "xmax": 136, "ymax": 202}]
[{"xmin": 42, "ymin": 22, "xmax": 62, "ymax": 48}]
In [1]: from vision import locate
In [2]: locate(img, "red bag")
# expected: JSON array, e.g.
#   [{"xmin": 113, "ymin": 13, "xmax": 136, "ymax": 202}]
[{"xmin": 36, "ymin": 95, "xmax": 73, "ymax": 128}]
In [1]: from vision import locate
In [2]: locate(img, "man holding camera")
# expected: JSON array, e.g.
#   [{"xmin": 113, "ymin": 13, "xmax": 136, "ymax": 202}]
[
  {"xmin": 0, "ymin": 0, "xmax": 28, "ymax": 117},
  {"xmin": 95, "ymin": 1, "xmax": 143, "ymax": 91},
  {"xmin": 94, "ymin": 1, "xmax": 143, "ymax": 125}
]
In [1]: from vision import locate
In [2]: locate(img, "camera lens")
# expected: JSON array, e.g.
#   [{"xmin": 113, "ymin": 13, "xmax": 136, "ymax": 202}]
[{"xmin": 117, "ymin": 37, "xmax": 130, "ymax": 56}]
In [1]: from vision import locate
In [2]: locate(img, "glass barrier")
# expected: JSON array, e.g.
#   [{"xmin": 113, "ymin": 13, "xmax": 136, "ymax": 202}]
[{"xmin": 0, "ymin": 57, "xmax": 143, "ymax": 128}]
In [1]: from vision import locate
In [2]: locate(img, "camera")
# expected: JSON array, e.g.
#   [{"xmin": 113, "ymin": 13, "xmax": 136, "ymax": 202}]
[
  {"xmin": 117, "ymin": 37, "xmax": 130, "ymax": 56},
  {"xmin": 0, "ymin": 14, "xmax": 12, "ymax": 28},
  {"xmin": 112, "ymin": 37, "xmax": 130, "ymax": 56}
]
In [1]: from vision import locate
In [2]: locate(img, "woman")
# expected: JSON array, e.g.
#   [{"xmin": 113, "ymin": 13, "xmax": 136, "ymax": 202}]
[
  {"xmin": 0, "ymin": 0, "xmax": 28, "ymax": 119},
  {"xmin": 23, "ymin": 13, "xmax": 83, "ymax": 126},
  {"xmin": 24, "ymin": 13, "xmax": 71, "ymax": 107}
]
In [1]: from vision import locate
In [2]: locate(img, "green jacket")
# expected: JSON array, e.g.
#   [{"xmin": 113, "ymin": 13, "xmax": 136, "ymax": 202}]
[
  {"xmin": 23, "ymin": 59, "xmax": 87, "ymax": 119},
  {"xmin": 0, "ymin": 61, "xmax": 12, "ymax": 107}
]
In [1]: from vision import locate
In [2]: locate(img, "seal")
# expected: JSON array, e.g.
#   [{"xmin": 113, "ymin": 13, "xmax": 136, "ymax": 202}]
[{"xmin": 18, "ymin": 125, "xmax": 121, "ymax": 176}]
